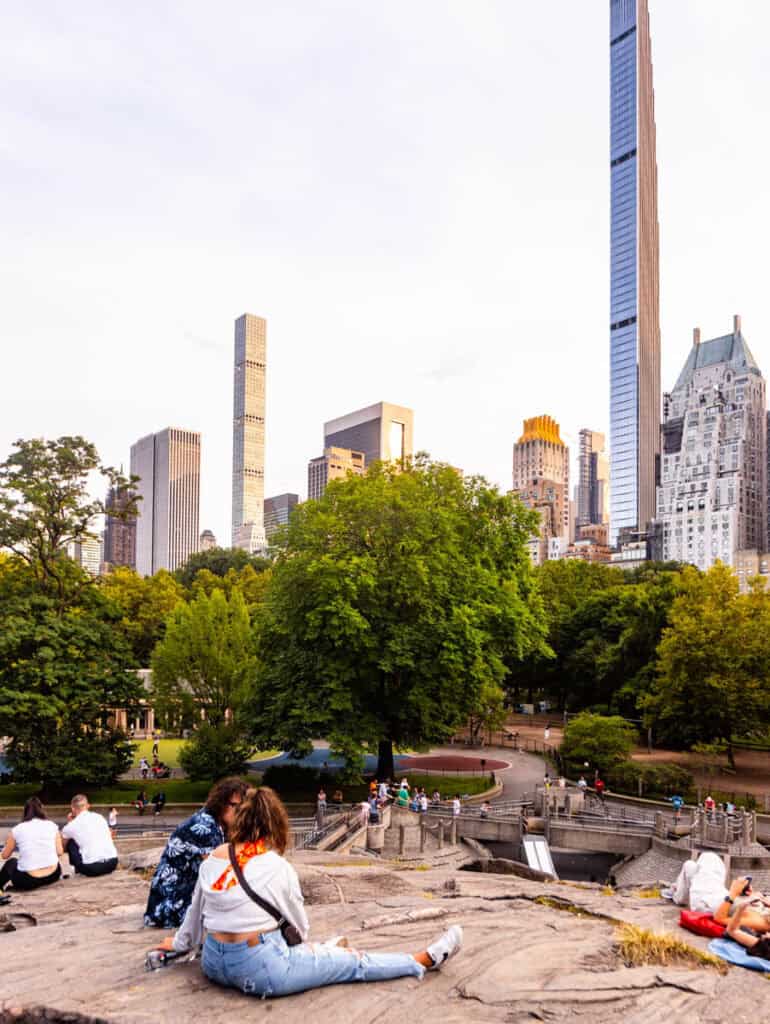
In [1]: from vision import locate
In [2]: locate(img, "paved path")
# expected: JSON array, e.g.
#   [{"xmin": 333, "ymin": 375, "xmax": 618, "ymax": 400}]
[{"xmin": 423, "ymin": 743, "xmax": 546, "ymax": 803}]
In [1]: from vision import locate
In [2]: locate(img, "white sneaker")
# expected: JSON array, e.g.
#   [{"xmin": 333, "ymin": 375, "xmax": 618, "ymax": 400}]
[{"xmin": 426, "ymin": 924, "xmax": 463, "ymax": 969}]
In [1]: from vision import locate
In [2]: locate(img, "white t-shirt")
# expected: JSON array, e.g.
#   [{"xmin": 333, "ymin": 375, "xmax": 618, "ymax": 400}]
[
  {"xmin": 62, "ymin": 810, "xmax": 118, "ymax": 864},
  {"xmin": 11, "ymin": 818, "xmax": 60, "ymax": 872},
  {"xmin": 452, "ymin": 798, "xmax": 461, "ymax": 816}
]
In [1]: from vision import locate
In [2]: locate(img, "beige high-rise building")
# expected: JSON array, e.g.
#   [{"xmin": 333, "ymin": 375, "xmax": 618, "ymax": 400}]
[
  {"xmin": 512, "ymin": 415, "xmax": 570, "ymax": 565},
  {"xmin": 308, "ymin": 447, "xmax": 365, "ymax": 501},
  {"xmin": 323, "ymin": 402, "xmax": 413, "ymax": 468},
  {"xmin": 232, "ymin": 313, "xmax": 266, "ymax": 553},
  {"xmin": 130, "ymin": 428, "xmax": 201, "ymax": 575}
]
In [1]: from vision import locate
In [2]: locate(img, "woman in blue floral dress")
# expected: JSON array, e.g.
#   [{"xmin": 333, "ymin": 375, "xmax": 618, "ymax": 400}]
[{"xmin": 144, "ymin": 778, "xmax": 249, "ymax": 928}]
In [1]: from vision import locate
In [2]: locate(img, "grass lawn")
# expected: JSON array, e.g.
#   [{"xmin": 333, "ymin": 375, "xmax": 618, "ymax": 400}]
[
  {"xmin": 0, "ymin": 777, "xmax": 263, "ymax": 807},
  {"xmin": 131, "ymin": 739, "xmax": 281, "ymax": 769}
]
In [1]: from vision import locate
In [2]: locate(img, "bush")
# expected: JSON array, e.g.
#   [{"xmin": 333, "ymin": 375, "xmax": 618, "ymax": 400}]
[
  {"xmin": 561, "ymin": 713, "xmax": 637, "ymax": 776},
  {"xmin": 261, "ymin": 764, "xmax": 320, "ymax": 794},
  {"xmin": 604, "ymin": 759, "xmax": 694, "ymax": 799},
  {"xmin": 179, "ymin": 723, "xmax": 252, "ymax": 781}
]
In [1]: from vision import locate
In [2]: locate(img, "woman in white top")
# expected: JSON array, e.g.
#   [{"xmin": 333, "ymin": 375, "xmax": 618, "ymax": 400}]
[
  {"xmin": 0, "ymin": 797, "xmax": 63, "ymax": 892},
  {"xmin": 154, "ymin": 787, "xmax": 463, "ymax": 998}
]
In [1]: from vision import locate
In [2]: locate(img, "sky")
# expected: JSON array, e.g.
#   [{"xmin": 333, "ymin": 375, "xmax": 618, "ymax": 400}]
[{"xmin": 2, "ymin": 2, "xmax": 769, "ymax": 544}]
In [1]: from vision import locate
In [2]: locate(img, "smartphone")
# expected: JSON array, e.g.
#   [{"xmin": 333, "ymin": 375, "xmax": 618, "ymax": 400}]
[{"xmin": 742, "ymin": 876, "xmax": 752, "ymax": 896}]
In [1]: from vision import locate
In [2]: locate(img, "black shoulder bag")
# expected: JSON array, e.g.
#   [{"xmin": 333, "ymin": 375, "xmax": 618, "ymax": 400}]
[{"xmin": 227, "ymin": 843, "xmax": 302, "ymax": 946}]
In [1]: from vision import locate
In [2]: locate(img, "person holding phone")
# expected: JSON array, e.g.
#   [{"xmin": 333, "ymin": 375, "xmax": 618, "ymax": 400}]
[
  {"xmin": 152, "ymin": 787, "xmax": 463, "ymax": 998},
  {"xmin": 714, "ymin": 875, "xmax": 770, "ymax": 933}
]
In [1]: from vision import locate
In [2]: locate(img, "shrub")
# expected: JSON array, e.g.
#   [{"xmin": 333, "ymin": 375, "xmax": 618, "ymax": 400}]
[
  {"xmin": 561, "ymin": 713, "xmax": 637, "ymax": 776},
  {"xmin": 178, "ymin": 723, "xmax": 252, "ymax": 781}
]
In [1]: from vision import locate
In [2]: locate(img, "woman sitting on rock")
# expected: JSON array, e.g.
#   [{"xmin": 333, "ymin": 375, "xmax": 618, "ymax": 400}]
[
  {"xmin": 153, "ymin": 786, "xmax": 463, "ymax": 998},
  {"xmin": 144, "ymin": 777, "xmax": 249, "ymax": 928},
  {"xmin": 0, "ymin": 797, "xmax": 63, "ymax": 892}
]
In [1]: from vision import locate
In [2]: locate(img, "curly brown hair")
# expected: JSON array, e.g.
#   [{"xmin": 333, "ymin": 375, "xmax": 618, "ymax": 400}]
[
  {"xmin": 230, "ymin": 786, "xmax": 290, "ymax": 854},
  {"xmin": 204, "ymin": 777, "xmax": 251, "ymax": 825}
]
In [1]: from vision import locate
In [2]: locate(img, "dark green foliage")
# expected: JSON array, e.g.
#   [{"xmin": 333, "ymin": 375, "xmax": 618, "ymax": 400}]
[
  {"xmin": 260, "ymin": 764, "xmax": 321, "ymax": 793},
  {"xmin": 178, "ymin": 723, "xmax": 252, "ymax": 781},
  {"xmin": 605, "ymin": 759, "xmax": 693, "ymax": 799},
  {"xmin": 0, "ymin": 561, "xmax": 141, "ymax": 790},
  {"xmin": 560, "ymin": 712, "xmax": 637, "ymax": 776},
  {"xmin": 247, "ymin": 457, "xmax": 549, "ymax": 779},
  {"xmin": 175, "ymin": 547, "xmax": 270, "ymax": 588}
]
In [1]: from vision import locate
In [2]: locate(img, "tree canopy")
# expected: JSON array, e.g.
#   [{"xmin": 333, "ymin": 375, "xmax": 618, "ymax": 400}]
[
  {"xmin": 100, "ymin": 567, "xmax": 184, "ymax": 664},
  {"xmin": 247, "ymin": 457, "xmax": 549, "ymax": 779},
  {"xmin": 559, "ymin": 712, "xmax": 638, "ymax": 777},
  {"xmin": 174, "ymin": 546, "xmax": 270, "ymax": 588}
]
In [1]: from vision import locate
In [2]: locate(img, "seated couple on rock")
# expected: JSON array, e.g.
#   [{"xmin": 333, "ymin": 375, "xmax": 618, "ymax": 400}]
[
  {"xmin": 672, "ymin": 851, "xmax": 770, "ymax": 934},
  {"xmin": 149, "ymin": 785, "xmax": 463, "ymax": 999},
  {"xmin": 0, "ymin": 794, "xmax": 118, "ymax": 892}
]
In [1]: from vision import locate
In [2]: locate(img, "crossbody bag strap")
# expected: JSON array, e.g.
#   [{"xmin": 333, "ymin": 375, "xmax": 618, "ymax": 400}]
[{"xmin": 227, "ymin": 842, "xmax": 286, "ymax": 927}]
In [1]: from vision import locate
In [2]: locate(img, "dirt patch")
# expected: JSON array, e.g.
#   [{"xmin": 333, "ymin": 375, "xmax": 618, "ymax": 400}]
[{"xmin": 399, "ymin": 755, "xmax": 509, "ymax": 771}]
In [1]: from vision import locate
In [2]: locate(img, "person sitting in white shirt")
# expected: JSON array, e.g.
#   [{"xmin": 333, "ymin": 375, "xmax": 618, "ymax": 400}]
[
  {"xmin": 61, "ymin": 794, "xmax": 119, "ymax": 877},
  {"xmin": 153, "ymin": 787, "xmax": 463, "ymax": 998},
  {"xmin": 0, "ymin": 797, "xmax": 63, "ymax": 892}
]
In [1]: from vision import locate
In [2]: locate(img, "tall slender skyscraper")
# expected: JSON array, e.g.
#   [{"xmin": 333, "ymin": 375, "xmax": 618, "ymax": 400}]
[
  {"xmin": 130, "ymin": 428, "xmax": 201, "ymax": 575},
  {"xmin": 609, "ymin": 0, "xmax": 661, "ymax": 545},
  {"xmin": 232, "ymin": 313, "xmax": 266, "ymax": 553}
]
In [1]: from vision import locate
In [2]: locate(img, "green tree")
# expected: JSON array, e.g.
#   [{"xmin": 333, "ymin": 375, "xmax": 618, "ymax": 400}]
[
  {"xmin": 0, "ymin": 559, "xmax": 140, "ymax": 791},
  {"xmin": 642, "ymin": 564, "xmax": 770, "ymax": 767},
  {"xmin": 150, "ymin": 587, "xmax": 257, "ymax": 728},
  {"xmin": 100, "ymin": 567, "xmax": 184, "ymax": 664},
  {"xmin": 178, "ymin": 722, "xmax": 252, "ymax": 781},
  {"xmin": 248, "ymin": 457, "xmax": 549, "ymax": 780},
  {"xmin": 190, "ymin": 564, "xmax": 272, "ymax": 614},
  {"xmin": 0, "ymin": 436, "xmax": 137, "ymax": 602},
  {"xmin": 559, "ymin": 712, "xmax": 637, "ymax": 776},
  {"xmin": 175, "ymin": 547, "xmax": 270, "ymax": 589}
]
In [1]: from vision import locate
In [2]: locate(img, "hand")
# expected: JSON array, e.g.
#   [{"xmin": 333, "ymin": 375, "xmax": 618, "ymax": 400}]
[{"xmin": 155, "ymin": 936, "xmax": 175, "ymax": 952}]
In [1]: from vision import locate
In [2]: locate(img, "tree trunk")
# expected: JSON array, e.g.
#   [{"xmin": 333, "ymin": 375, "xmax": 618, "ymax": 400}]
[{"xmin": 377, "ymin": 738, "xmax": 394, "ymax": 781}]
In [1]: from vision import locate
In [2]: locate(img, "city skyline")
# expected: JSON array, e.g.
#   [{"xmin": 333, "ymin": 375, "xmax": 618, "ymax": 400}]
[{"xmin": 2, "ymin": 4, "xmax": 769, "ymax": 545}]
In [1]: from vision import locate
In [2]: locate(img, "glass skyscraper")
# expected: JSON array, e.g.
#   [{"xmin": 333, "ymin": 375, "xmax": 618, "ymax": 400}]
[
  {"xmin": 609, "ymin": 0, "xmax": 660, "ymax": 545},
  {"xmin": 232, "ymin": 313, "xmax": 267, "ymax": 553}
]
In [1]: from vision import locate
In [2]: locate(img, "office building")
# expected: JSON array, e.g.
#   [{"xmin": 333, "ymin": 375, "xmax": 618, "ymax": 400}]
[
  {"xmin": 67, "ymin": 535, "xmax": 102, "ymax": 577},
  {"xmin": 308, "ymin": 447, "xmax": 365, "ymax": 501},
  {"xmin": 199, "ymin": 529, "xmax": 217, "ymax": 551},
  {"xmin": 656, "ymin": 317, "xmax": 766, "ymax": 570},
  {"xmin": 264, "ymin": 493, "xmax": 299, "ymax": 541},
  {"xmin": 103, "ymin": 484, "xmax": 136, "ymax": 570},
  {"xmin": 576, "ymin": 429, "xmax": 609, "ymax": 530},
  {"xmin": 130, "ymin": 428, "xmax": 201, "ymax": 575},
  {"xmin": 232, "ymin": 313, "xmax": 267, "ymax": 553},
  {"xmin": 609, "ymin": 0, "xmax": 661, "ymax": 545},
  {"xmin": 512, "ymin": 415, "xmax": 570, "ymax": 565},
  {"xmin": 323, "ymin": 402, "xmax": 413, "ymax": 468}
]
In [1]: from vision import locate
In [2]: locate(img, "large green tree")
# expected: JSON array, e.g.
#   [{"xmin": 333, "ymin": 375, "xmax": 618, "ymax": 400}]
[
  {"xmin": 0, "ymin": 436, "xmax": 136, "ymax": 602},
  {"xmin": 559, "ymin": 711, "xmax": 637, "ymax": 776},
  {"xmin": 642, "ymin": 563, "xmax": 770, "ymax": 766},
  {"xmin": 0, "ymin": 437, "xmax": 141, "ymax": 790},
  {"xmin": 100, "ymin": 566, "xmax": 184, "ymax": 664},
  {"xmin": 150, "ymin": 587, "xmax": 257, "ymax": 728},
  {"xmin": 248, "ymin": 457, "xmax": 549, "ymax": 779}
]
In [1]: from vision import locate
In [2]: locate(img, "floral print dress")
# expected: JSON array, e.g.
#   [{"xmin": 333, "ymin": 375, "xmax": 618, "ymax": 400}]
[{"xmin": 144, "ymin": 808, "xmax": 224, "ymax": 928}]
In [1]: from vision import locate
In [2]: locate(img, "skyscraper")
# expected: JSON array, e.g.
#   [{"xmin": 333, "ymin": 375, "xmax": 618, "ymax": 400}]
[
  {"xmin": 657, "ymin": 317, "xmax": 766, "ymax": 570},
  {"xmin": 576, "ymin": 430, "xmax": 609, "ymax": 530},
  {"xmin": 511, "ymin": 415, "xmax": 570, "ymax": 565},
  {"xmin": 130, "ymin": 428, "xmax": 201, "ymax": 575},
  {"xmin": 323, "ymin": 402, "xmax": 413, "ymax": 469},
  {"xmin": 264, "ymin": 493, "xmax": 299, "ymax": 541},
  {"xmin": 307, "ymin": 447, "xmax": 366, "ymax": 501},
  {"xmin": 609, "ymin": 0, "xmax": 661, "ymax": 545},
  {"xmin": 103, "ymin": 483, "xmax": 136, "ymax": 570},
  {"xmin": 232, "ymin": 313, "xmax": 266, "ymax": 553}
]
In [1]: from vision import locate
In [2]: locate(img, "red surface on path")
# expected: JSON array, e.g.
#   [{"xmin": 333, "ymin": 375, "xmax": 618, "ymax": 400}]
[{"xmin": 399, "ymin": 754, "xmax": 509, "ymax": 771}]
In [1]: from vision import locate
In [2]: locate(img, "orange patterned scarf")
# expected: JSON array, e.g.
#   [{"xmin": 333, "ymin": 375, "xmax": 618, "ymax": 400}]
[{"xmin": 211, "ymin": 840, "xmax": 268, "ymax": 891}]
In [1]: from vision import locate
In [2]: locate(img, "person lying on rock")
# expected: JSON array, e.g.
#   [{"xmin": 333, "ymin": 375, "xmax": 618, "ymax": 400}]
[
  {"xmin": 715, "ymin": 876, "xmax": 770, "ymax": 934},
  {"xmin": 152, "ymin": 786, "xmax": 463, "ymax": 998},
  {"xmin": 144, "ymin": 777, "xmax": 250, "ymax": 929},
  {"xmin": 0, "ymin": 797, "xmax": 63, "ymax": 892},
  {"xmin": 61, "ymin": 794, "xmax": 119, "ymax": 877},
  {"xmin": 671, "ymin": 851, "xmax": 728, "ymax": 914},
  {"xmin": 724, "ymin": 894, "xmax": 770, "ymax": 957}
]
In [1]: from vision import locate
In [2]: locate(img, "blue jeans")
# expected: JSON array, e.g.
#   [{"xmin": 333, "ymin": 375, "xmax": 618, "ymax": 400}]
[{"xmin": 202, "ymin": 931, "xmax": 425, "ymax": 998}]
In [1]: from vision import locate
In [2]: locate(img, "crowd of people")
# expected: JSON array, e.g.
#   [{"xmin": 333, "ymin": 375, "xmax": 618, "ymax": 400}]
[{"xmin": 0, "ymin": 794, "xmax": 119, "ymax": 892}]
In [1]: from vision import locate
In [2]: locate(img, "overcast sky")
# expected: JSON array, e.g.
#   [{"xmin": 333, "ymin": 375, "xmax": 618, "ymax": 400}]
[{"xmin": 2, "ymin": 2, "xmax": 768, "ymax": 543}]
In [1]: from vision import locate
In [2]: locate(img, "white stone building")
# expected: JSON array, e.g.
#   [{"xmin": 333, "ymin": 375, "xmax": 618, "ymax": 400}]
[{"xmin": 657, "ymin": 317, "xmax": 766, "ymax": 570}]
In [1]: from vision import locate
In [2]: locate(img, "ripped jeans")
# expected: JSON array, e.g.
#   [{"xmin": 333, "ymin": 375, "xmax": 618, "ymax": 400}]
[{"xmin": 202, "ymin": 930, "xmax": 425, "ymax": 998}]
